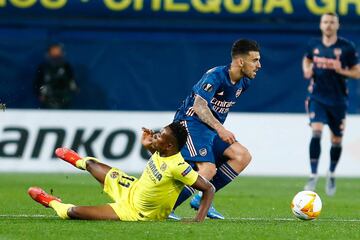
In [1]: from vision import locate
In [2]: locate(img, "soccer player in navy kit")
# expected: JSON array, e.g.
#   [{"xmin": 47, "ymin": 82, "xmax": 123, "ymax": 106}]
[
  {"xmin": 303, "ymin": 13, "xmax": 360, "ymax": 196},
  {"xmin": 170, "ymin": 39, "xmax": 261, "ymax": 219}
]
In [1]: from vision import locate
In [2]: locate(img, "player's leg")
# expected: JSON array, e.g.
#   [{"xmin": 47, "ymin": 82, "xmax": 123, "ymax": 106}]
[
  {"xmin": 304, "ymin": 100, "xmax": 326, "ymax": 191},
  {"xmin": 28, "ymin": 187, "xmax": 119, "ymax": 220},
  {"xmin": 189, "ymin": 139, "xmax": 251, "ymax": 219},
  {"xmin": 55, "ymin": 147, "xmax": 111, "ymax": 186},
  {"xmin": 68, "ymin": 205, "xmax": 119, "ymax": 220},
  {"xmin": 304, "ymin": 122, "xmax": 324, "ymax": 190},
  {"xmin": 210, "ymin": 141, "xmax": 251, "ymax": 193},
  {"xmin": 325, "ymin": 106, "xmax": 346, "ymax": 196}
]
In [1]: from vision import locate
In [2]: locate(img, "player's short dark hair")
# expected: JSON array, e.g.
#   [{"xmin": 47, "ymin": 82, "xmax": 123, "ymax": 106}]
[
  {"xmin": 231, "ymin": 39, "xmax": 260, "ymax": 58},
  {"xmin": 168, "ymin": 121, "xmax": 188, "ymax": 150}
]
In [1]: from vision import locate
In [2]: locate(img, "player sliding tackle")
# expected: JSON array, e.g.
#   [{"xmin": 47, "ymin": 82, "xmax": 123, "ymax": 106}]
[{"xmin": 28, "ymin": 122, "xmax": 215, "ymax": 221}]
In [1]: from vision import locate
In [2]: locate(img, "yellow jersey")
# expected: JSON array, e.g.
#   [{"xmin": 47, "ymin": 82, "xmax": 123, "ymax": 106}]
[{"xmin": 131, "ymin": 151, "xmax": 198, "ymax": 220}]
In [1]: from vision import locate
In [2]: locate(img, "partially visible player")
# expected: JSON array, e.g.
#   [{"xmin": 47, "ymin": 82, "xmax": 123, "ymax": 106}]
[
  {"xmin": 303, "ymin": 13, "xmax": 360, "ymax": 196},
  {"xmin": 28, "ymin": 122, "xmax": 215, "ymax": 222},
  {"xmin": 170, "ymin": 39, "xmax": 261, "ymax": 219}
]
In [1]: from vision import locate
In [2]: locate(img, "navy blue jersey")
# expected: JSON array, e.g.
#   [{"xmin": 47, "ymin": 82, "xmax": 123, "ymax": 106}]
[
  {"xmin": 174, "ymin": 65, "xmax": 251, "ymax": 124},
  {"xmin": 305, "ymin": 37, "xmax": 359, "ymax": 106}
]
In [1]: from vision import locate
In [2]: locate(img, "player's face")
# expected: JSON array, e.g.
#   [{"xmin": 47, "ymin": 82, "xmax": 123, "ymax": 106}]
[
  {"xmin": 151, "ymin": 127, "xmax": 173, "ymax": 152},
  {"xmin": 49, "ymin": 46, "xmax": 64, "ymax": 59},
  {"xmin": 241, "ymin": 51, "xmax": 261, "ymax": 79},
  {"xmin": 320, "ymin": 14, "xmax": 339, "ymax": 38}
]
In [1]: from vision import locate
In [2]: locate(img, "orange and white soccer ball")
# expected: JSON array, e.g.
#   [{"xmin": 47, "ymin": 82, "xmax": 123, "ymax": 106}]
[{"xmin": 291, "ymin": 191, "xmax": 322, "ymax": 220}]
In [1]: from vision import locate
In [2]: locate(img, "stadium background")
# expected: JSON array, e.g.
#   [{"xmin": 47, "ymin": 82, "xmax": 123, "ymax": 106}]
[{"xmin": 0, "ymin": 0, "xmax": 359, "ymax": 176}]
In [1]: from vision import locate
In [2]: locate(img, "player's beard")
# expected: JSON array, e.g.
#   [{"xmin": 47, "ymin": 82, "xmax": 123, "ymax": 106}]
[{"xmin": 241, "ymin": 68, "xmax": 255, "ymax": 79}]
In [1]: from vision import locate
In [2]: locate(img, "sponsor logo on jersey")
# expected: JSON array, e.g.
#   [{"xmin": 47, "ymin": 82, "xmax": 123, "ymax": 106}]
[
  {"xmin": 203, "ymin": 83, "xmax": 213, "ymax": 92},
  {"xmin": 313, "ymin": 56, "xmax": 340, "ymax": 70},
  {"xmin": 236, "ymin": 88, "xmax": 243, "ymax": 98},
  {"xmin": 199, "ymin": 148, "xmax": 207, "ymax": 156},
  {"xmin": 181, "ymin": 166, "xmax": 192, "ymax": 176},
  {"xmin": 148, "ymin": 158, "xmax": 162, "ymax": 181},
  {"xmin": 217, "ymin": 91, "xmax": 224, "ymax": 96},
  {"xmin": 210, "ymin": 98, "xmax": 236, "ymax": 114}
]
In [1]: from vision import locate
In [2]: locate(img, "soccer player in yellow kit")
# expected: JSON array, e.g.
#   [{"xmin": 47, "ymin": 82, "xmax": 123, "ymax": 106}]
[{"xmin": 28, "ymin": 122, "xmax": 215, "ymax": 222}]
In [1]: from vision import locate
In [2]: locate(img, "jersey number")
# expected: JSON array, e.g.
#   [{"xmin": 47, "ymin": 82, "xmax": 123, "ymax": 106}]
[{"xmin": 118, "ymin": 175, "xmax": 135, "ymax": 188}]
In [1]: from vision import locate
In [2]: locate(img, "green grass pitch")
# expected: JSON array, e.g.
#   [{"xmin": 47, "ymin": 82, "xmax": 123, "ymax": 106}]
[{"xmin": 0, "ymin": 173, "xmax": 359, "ymax": 240}]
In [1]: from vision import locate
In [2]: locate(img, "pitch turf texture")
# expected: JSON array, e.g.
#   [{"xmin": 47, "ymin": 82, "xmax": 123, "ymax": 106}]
[{"xmin": 1, "ymin": 174, "xmax": 359, "ymax": 240}]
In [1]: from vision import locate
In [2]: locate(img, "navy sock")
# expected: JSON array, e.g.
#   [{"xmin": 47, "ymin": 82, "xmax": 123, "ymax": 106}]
[
  {"xmin": 173, "ymin": 185, "xmax": 195, "ymax": 210},
  {"xmin": 211, "ymin": 162, "xmax": 238, "ymax": 192},
  {"xmin": 309, "ymin": 131, "xmax": 321, "ymax": 174},
  {"xmin": 330, "ymin": 143, "xmax": 342, "ymax": 172}
]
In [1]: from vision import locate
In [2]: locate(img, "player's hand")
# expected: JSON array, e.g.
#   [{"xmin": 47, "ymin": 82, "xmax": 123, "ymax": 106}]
[
  {"xmin": 217, "ymin": 127, "xmax": 236, "ymax": 144},
  {"xmin": 333, "ymin": 59, "xmax": 343, "ymax": 74},
  {"xmin": 141, "ymin": 127, "xmax": 154, "ymax": 146},
  {"xmin": 303, "ymin": 68, "xmax": 313, "ymax": 79}
]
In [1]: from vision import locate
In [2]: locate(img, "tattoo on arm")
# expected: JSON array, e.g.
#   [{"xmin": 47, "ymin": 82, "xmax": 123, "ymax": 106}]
[{"xmin": 193, "ymin": 95, "xmax": 222, "ymax": 131}]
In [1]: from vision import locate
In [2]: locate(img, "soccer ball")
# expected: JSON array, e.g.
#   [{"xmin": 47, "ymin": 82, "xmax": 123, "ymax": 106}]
[{"xmin": 291, "ymin": 191, "xmax": 322, "ymax": 220}]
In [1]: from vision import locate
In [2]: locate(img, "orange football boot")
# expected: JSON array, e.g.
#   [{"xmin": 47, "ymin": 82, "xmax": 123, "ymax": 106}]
[
  {"xmin": 28, "ymin": 187, "xmax": 61, "ymax": 208},
  {"xmin": 55, "ymin": 147, "xmax": 82, "ymax": 167}
]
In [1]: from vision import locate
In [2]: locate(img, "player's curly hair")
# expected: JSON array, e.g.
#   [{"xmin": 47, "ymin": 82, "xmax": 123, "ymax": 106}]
[
  {"xmin": 231, "ymin": 39, "xmax": 260, "ymax": 58},
  {"xmin": 168, "ymin": 121, "xmax": 188, "ymax": 150}
]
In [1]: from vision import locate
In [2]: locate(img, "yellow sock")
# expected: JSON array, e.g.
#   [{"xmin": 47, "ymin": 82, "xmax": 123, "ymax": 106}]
[
  {"xmin": 75, "ymin": 157, "xmax": 100, "ymax": 170},
  {"xmin": 49, "ymin": 200, "xmax": 75, "ymax": 219}
]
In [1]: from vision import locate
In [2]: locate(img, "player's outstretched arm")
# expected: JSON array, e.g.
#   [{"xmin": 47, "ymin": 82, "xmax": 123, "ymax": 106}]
[
  {"xmin": 141, "ymin": 127, "xmax": 156, "ymax": 154},
  {"xmin": 193, "ymin": 95, "xmax": 236, "ymax": 144},
  {"xmin": 191, "ymin": 175, "xmax": 215, "ymax": 222}
]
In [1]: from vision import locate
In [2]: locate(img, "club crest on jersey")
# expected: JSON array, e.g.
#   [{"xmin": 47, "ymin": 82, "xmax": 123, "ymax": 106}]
[
  {"xmin": 313, "ymin": 48, "xmax": 320, "ymax": 55},
  {"xmin": 160, "ymin": 162, "xmax": 167, "ymax": 171},
  {"xmin": 203, "ymin": 83, "xmax": 213, "ymax": 92},
  {"xmin": 110, "ymin": 171, "xmax": 120, "ymax": 179},
  {"xmin": 334, "ymin": 48, "xmax": 342, "ymax": 58},
  {"xmin": 199, "ymin": 148, "xmax": 207, "ymax": 156},
  {"xmin": 236, "ymin": 88, "xmax": 243, "ymax": 98},
  {"xmin": 181, "ymin": 166, "xmax": 192, "ymax": 176}
]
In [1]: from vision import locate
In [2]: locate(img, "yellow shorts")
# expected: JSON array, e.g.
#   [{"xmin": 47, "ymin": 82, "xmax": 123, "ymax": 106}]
[{"xmin": 103, "ymin": 168, "xmax": 142, "ymax": 221}]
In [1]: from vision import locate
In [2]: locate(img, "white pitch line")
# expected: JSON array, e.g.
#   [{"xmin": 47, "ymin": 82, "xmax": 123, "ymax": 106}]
[
  {"xmin": 226, "ymin": 217, "xmax": 360, "ymax": 222},
  {"xmin": 1, "ymin": 215, "xmax": 360, "ymax": 222},
  {"xmin": 0, "ymin": 214, "xmax": 58, "ymax": 218}
]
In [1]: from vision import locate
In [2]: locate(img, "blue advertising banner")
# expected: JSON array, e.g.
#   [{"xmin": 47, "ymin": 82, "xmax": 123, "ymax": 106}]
[
  {"xmin": 0, "ymin": 0, "xmax": 359, "ymax": 113},
  {"xmin": 0, "ymin": 0, "xmax": 359, "ymax": 22}
]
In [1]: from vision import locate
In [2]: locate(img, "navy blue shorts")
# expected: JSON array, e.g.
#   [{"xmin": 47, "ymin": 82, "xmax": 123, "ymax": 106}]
[
  {"xmin": 180, "ymin": 120, "xmax": 231, "ymax": 168},
  {"xmin": 308, "ymin": 99, "xmax": 346, "ymax": 137}
]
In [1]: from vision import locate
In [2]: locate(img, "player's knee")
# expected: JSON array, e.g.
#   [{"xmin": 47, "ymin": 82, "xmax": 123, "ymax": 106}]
[
  {"xmin": 85, "ymin": 159, "xmax": 98, "ymax": 171},
  {"xmin": 67, "ymin": 206, "xmax": 80, "ymax": 219},
  {"xmin": 331, "ymin": 136, "xmax": 342, "ymax": 145},
  {"xmin": 232, "ymin": 145, "xmax": 252, "ymax": 167},
  {"xmin": 240, "ymin": 147, "xmax": 252, "ymax": 167},
  {"xmin": 312, "ymin": 130, "xmax": 322, "ymax": 138},
  {"xmin": 197, "ymin": 162, "xmax": 217, "ymax": 180}
]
